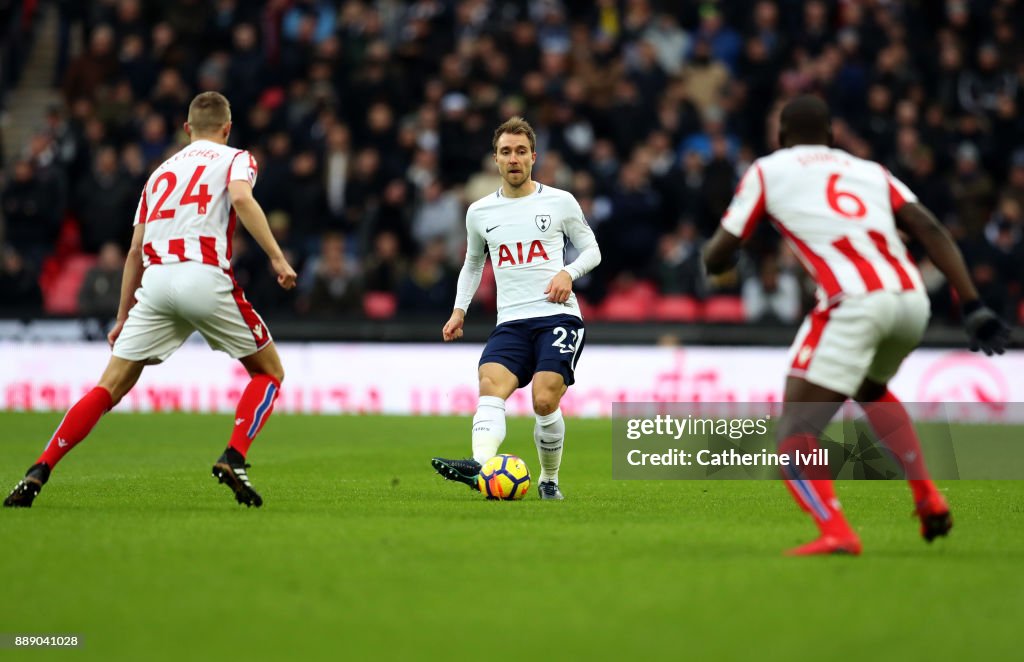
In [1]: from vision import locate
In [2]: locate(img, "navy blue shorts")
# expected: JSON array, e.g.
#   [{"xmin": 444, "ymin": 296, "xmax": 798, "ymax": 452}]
[{"xmin": 479, "ymin": 314, "xmax": 586, "ymax": 387}]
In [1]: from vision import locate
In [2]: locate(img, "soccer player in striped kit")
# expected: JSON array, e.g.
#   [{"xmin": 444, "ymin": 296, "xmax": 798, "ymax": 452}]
[
  {"xmin": 5, "ymin": 92, "xmax": 297, "ymax": 509},
  {"xmin": 704, "ymin": 96, "xmax": 1010, "ymax": 555}
]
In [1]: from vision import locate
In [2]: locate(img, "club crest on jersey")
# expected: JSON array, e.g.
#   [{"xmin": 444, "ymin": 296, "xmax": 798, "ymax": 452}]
[{"xmin": 535, "ymin": 215, "xmax": 551, "ymax": 232}]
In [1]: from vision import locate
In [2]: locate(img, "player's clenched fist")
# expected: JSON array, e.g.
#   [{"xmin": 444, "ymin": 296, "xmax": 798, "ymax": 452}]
[
  {"xmin": 545, "ymin": 270, "xmax": 573, "ymax": 303},
  {"xmin": 272, "ymin": 256, "xmax": 297, "ymax": 289},
  {"xmin": 107, "ymin": 319, "xmax": 125, "ymax": 347},
  {"xmin": 442, "ymin": 309, "xmax": 466, "ymax": 342}
]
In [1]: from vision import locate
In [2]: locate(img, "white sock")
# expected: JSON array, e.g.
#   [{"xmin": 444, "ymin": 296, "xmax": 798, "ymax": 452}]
[
  {"xmin": 472, "ymin": 396, "xmax": 507, "ymax": 464},
  {"xmin": 534, "ymin": 408, "xmax": 565, "ymax": 484}
]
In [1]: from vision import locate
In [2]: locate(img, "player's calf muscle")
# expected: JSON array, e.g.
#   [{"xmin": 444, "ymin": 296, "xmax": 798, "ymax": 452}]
[
  {"xmin": 97, "ymin": 358, "xmax": 145, "ymax": 405},
  {"xmin": 242, "ymin": 343, "xmax": 285, "ymax": 382}
]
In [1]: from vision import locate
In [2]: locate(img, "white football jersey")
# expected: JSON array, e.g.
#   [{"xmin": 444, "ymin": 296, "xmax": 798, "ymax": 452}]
[
  {"xmin": 133, "ymin": 139, "xmax": 258, "ymax": 270},
  {"xmin": 457, "ymin": 183, "xmax": 599, "ymax": 324},
  {"xmin": 722, "ymin": 145, "xmax": 924, "ymax": 308}
]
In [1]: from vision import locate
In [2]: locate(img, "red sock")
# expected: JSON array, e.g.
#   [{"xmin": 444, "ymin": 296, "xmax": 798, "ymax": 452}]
[
  {"xmin": 861, "ymin": 390, "xmax": 935, "ymax": 502},
  {"xmin": 228, "ymin": 374, "xmax": 280, "ymax": 457},
  {"xmin": 779, "ymin": 434, "xmax": 854, "ymax": 537},
  {"xmin": 37, "ymin": 387, "xmax": 114, "ymax": 469}
]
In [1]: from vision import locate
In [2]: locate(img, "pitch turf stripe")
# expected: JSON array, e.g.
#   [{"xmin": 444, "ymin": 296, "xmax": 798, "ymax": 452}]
[{"xmin": 247, "ymin": 383, "xmax": 278, "ymax": 439}]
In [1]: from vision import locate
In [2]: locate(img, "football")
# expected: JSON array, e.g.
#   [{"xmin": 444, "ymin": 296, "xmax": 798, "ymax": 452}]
[{"xmin": 477, "ymin": 454, "xmax": 531, "ymax": 500}]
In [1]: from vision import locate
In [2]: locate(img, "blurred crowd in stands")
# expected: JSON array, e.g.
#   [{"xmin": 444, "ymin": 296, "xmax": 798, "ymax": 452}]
[{"xmin": 1, "ymin": 0, "xmax": 1024, "ymax": 327}]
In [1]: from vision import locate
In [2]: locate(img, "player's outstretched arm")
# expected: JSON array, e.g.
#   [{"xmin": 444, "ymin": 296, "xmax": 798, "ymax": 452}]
[
  {"xmin": 705, "ymin": 162, "xmax": 764, "ymax": 275},
  {"xmin": 703, "ymin": 227, "xmax": 742, "ymax": 275},
  {"xmin": 228, "ymin": 180, "xmax": 296, "ymax": 290},
  {"xmin": 897, "ymin": 202, "xmax": 1011, "ymax": 355},
  {"xmin": 108, "ymin": 224, "xmax": 145, "ymax": 347},
  {"xmin": 896, "ymin": 203, "xmax": 978, "ymax": 303},
  {"xmin": 446, "ymin": 212, "xmax": 486, "ymax": 339},
  {"xmin": 446, "ymin": 255, "xmax": 481, "ymax": 341}
]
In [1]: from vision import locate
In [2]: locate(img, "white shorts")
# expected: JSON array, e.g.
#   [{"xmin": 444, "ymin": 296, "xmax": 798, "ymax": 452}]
[
  {"xmin": 113, "ymin": 262, "xmax": 271, "ymax": 363},
  {"xmin": 788, "ymin": 290, "xmax": 930, "ymax": 397}
]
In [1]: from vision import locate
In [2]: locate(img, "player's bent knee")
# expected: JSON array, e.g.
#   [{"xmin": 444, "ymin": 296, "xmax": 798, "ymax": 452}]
[
  {"xmin": 478, "ymin": 366, "xmax": 517, "ymax": 398},
  {"xmin": 479, "ymin": 376, "xmax": 508, "ymax": 397},
  {"xmin": 532, "ymin": 394, "xmax": 560, "ymax": 416}
]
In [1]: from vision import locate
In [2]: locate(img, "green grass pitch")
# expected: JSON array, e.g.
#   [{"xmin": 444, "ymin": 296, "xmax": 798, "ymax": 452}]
[{"xmin": 1, "ymin": 412, "xmax": 1022, "ymax": 660}]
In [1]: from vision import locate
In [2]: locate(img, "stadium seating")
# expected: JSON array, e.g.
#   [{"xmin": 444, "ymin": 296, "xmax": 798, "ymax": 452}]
[
  {"xmin": 472, "ymin": 262, "xmax": 497, "ymax": 312},
  {"xmin": 363, "ymin": 292, "xmax": 397, "ymax": 320},
  {"xmin": 3, "ymin": 0, "xmax": 1012, "ymax": 334},
  {"xmin": 597, "ymin": 292, "xmax": 652, "ymax": 321},
  {"xmin": 702, "ymin": 295, "xmax": 746, "ymax": 323},
  {"xmin": 627, "ymin": 280, "xmax": 659, "ymax": 305},
  {"xmin": 575, "ymin": 295, "xmax": 596, "ymax": 320},
  {"xmin": 43, "ymin": 254, "xmax": 96, "ymax": 315},
  {"xmin": 652, "ymin": 295, "xmax": 701, "ymax": 322}
]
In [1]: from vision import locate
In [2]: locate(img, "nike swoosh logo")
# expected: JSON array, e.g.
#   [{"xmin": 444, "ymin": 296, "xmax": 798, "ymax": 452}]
[{"xmin": 486, "ymin": 226, "xmax": 500, "ymax": 233}]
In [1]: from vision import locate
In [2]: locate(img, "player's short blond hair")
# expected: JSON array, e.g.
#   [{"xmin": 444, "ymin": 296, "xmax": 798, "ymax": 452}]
[
  {"xmin": 492, "ymin": 116, "xmax": 536, "ymax": 153},
  {"xmin": 187, "ymin": 92, "xmax": 232, "ymax": 135}
]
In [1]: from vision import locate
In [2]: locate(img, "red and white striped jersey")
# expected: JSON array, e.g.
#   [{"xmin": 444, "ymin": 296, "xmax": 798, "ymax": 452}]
[
  {"xmin": 721, "ymin": 145, "xmax": 924, "ymax": 308},
  {"xmin": 133, "ymin": 139, "xmax": 258, "ymax": 270}
]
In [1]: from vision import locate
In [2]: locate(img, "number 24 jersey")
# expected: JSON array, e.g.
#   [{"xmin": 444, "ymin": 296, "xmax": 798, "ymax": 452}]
[{"xmin": 132, "ymin": 139, "xmax": 258, "ymax": 271}]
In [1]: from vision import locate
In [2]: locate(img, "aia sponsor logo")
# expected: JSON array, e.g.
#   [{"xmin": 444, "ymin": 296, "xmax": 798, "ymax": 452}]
[{"xmin": 497, "ymin": 240, "xmax": 549, "ymax": 267}]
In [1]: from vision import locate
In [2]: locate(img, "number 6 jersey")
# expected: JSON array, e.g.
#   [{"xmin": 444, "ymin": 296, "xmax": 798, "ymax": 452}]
[
  {"xmin": 133, "ymin": 139, "xmax": 258, "ymax": 270},
  {"xmin": 721, "ymin": 145, "xmax": 924, "ymax": 309}
]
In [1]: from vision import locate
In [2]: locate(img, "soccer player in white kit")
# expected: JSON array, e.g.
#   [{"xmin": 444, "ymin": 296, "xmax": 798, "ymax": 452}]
[
  {"xmin": 704, "ymin": 96, "xmax": 1010, "ymax": 555},
  {"xmin": 431, "ymin": 117, "xmax": 601, "ymax": 499},
  {"xmin": 5, "ymin": 92, "xmax": 298, "ymax": 509}
]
